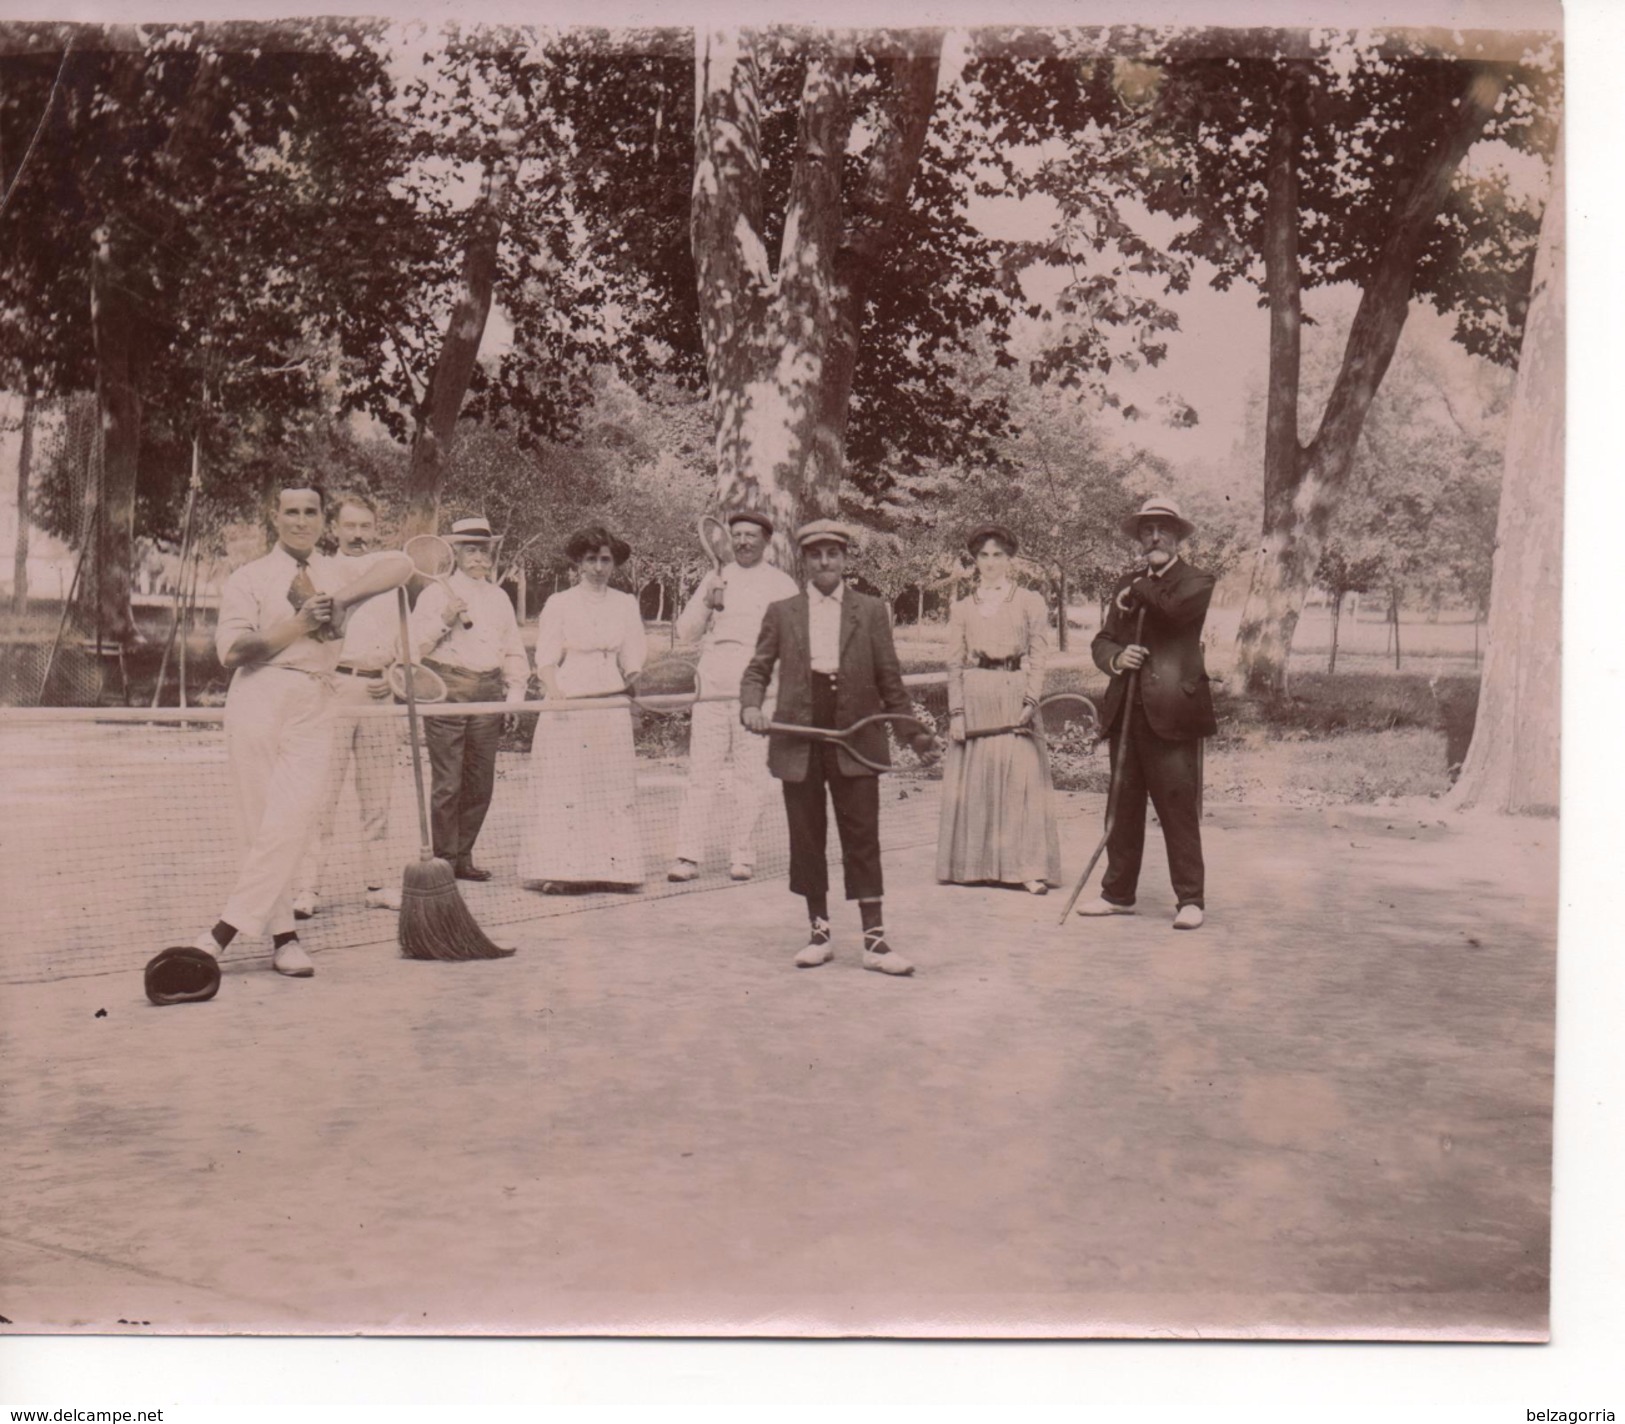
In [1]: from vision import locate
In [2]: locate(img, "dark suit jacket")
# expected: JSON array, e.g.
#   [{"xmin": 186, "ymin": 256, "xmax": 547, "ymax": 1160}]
[
  {"xmin": 1091, "ymin": 558, "xmax": 1218, "ymax": 742},
  {"xmin": 740, "ymin": 588, "xmax": 913, "ymax": 780}
]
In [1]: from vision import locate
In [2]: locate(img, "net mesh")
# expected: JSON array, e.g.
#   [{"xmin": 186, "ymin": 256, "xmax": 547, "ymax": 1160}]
[{"xmin": 0, "ymin": 674, "xmax": 993, "ymax": 984}]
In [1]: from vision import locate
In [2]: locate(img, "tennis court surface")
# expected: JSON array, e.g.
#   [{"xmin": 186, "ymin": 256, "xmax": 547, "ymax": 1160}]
[{"xmin": 1, "ymin": 792, "xmax": 1554, "ymax": 1339}]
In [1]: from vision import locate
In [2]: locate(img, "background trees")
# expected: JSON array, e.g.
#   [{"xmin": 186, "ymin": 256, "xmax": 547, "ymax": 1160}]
[{"xmin": 992, "ymin": 25, "xmax": 1557, "ymax": 695}]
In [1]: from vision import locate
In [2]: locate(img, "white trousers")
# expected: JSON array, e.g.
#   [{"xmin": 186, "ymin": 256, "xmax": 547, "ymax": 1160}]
[
  {"xmin": 295, "ymin": 674, "xmax": 397, "ymax": 895},
  {"xmin": 221, "ymin": 666, "xmax": 335, "ymax": 938},
  {"xmin": 672, "ymin": 695, "xmax": 775, "ymax": 868}
]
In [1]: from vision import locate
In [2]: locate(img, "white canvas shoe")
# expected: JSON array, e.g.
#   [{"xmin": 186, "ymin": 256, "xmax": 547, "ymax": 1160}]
[
  {"xmin": 1075, "ymin": 897, "xmax": 1136, "ymax": 917},
  {"xmin": 291, "ymin": 890, "xmax": 321, "ymax": 920},
  {"xmin": 794, "ymin": 918, "xmax": 834, "ymax": 968},
  {"xmin": 365, "ymin": 885, "xmax": 402, "ymax": 911},
  {"xmin": 666, "ymin": 859, "xmax": 700, "ymax": 883},
  {"xmin": 1172, "ymin": 904, "xmax": 1205, "ymax": 931},
  {"xmin": 273, "ymin": 940, "xmax": 315, "ymax": 977},
  {"xmin": 729, "ymin": 860, "xmax": 754, "ymax": 882},
  {"xmin": 192, "ymin": 930, "xmax": 222, "ymax": 960}
]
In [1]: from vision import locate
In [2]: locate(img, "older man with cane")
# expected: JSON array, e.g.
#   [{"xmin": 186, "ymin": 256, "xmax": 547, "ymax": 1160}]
[{"xmin": 1076, "ymin": 497, "xmax": 1217, "ymax": 930}]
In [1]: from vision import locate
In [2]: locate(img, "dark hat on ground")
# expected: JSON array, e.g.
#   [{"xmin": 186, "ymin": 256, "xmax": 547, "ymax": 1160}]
[
  {"xmin": 1120, "ymin": 496, "xmax": 1195, "ymax": 541},
  {"xmin": 966, "ymin": 523, "xmax": 1019, "ymax": 556},
  {"xmin": 144, "ymin": 945, "xmax": 221, "ymax": 1006},
  {"xmin": 795, "ymin": 519, "xmax": 854, "ymax": 551},
  {"xmin": 726, "ymin": 509, "xmax": 774, "ymax": 536},
  {"xmin": 446, "ymin": 516, "xmax": 501, "ymax": 543}
]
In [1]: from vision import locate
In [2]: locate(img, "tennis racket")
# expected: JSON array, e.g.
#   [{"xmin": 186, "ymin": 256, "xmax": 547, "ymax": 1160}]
[
  {"xmin": 963, "ymin": 692, "xmax": 1100, "ymax": 748},
  {"xmin": 697, "ymin": 513, "xmax": 732, "ymax": 576},
  {"xmin": 387, "ymin": 660, "xmax": 448, "ymax": 705},
  {"xmin": 760, "ymin": 713, "xmax": 935, "ymax": 774},
  {"xmin": 404, "ymin": 534, "xmax": 472, "ymax": 629}
]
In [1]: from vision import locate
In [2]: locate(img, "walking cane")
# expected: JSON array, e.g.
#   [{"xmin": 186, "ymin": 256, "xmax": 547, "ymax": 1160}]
[{"xmin": 1059, "ymin": 603, "xmax": 1147, "ymax": 926}]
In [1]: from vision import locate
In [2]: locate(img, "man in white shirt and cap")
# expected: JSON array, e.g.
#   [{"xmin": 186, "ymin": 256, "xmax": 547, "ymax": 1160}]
[
  {"xmin": 190, "ymin": 482, "xmax": 412, "ymax": 979},
  {"xmin": 410, "ymin": 517, "xmax": 531, "ymax": 881},
  {"xmin": 668, "ymin": 509, "xmax": 799, "ymax": 884},
  {"xmin": 290, "ymin": 491, "xmax": 402, "ymax": 920}
]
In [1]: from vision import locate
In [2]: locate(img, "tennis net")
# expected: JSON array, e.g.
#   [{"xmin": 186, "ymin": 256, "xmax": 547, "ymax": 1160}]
[{"xmin": 0, "ymin": 674, "xmax": 961, "ymax": 984}]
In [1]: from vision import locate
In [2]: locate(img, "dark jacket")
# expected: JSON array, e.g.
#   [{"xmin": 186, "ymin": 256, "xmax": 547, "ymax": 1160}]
[
  {"xmin": 740, "ymin": 588, "xmax": 913, "ymax": 780},
  {"xmin": 1091, "ymin": 558, "xmax": 1218, "ymax": 742}
]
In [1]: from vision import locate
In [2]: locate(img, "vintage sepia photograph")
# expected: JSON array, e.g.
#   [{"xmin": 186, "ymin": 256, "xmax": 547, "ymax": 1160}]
[{"xmin": 0, "ymin": 0, "xmax": 1587, "ymax": 1384}]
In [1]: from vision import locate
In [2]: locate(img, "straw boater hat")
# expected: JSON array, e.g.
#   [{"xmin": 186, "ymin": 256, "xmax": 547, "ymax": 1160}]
[
  {"xmin": 1120, "ymin": 496, "xmax": 1195, "ymax": 542},
  {"xmin": 446, "ymin": 516, "xmax": 501, "ymax": 543},
  {"xmin": 795, "ymin": 519, "xmax": 853, "ymax": 551},
  {"xmin": 727, "ymin": 510, "xmax": 774, "ymax": 535}
]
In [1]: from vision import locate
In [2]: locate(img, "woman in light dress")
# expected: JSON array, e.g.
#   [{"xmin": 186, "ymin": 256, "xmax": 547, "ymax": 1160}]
[
  {"xmin": 935, "ymin": 524, "xmax": 1062, "ymax": 894},
  {"xmin": 519, "ymin": 525, "xmax": 648, "ymax": 892}
]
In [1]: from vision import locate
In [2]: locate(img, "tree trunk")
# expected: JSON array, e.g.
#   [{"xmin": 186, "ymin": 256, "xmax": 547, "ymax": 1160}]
[
  {"xmin": 85, "ymin": 39, "xmax": 225, "ymax": 646},
  {"xmin": 1055, "ymin": 572, "xmax": 1069, "ymax": 653},
  {"xmin": 11, "ymin": 387, "xmax": 36, "ymax": 615},
  {"xmin": 403, "ymin": 109, "xmax": 523, "ymax": 538},
  {"xmin": 1233, "ymin": 63, "xmax": 1507, "ymax": 696},
  {"xmin": 1448, "ymin": 126, "xmax": 1563, "ymax": 816},
  {"xmin": 1327, "ymin": 590, "xmax": 1341, "ymax": 675},
  {"xmin": 1390, "ymin": 587, "xmax": 1402, "ymax": 669},
  {"xmin": 90, "ymin": 226, "xmax": 140, "ymax": 646},
  {"xmin": 692, "ymin": 28, "xmax": 940, "ymax": 567}
]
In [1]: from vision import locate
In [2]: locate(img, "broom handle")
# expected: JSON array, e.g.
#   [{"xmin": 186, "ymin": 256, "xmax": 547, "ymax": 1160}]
[{"xmin": 397, "ymin": 588, "xmax": 434, "ymax": 860}]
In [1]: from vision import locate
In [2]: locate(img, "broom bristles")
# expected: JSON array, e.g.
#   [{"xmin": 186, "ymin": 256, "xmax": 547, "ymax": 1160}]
[{"xmin": 398, "ymin": 857, "xmax": 516, "ymax": 961}]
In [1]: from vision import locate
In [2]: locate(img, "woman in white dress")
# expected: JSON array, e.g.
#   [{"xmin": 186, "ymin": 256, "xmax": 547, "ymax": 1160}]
[
  {"xmin": 935, "ymin": 523, "xmax": 1062, "ymax": 894},
  {"xmin": 519, "ymin": 526, "xmax": 648, "ymax": 891}
]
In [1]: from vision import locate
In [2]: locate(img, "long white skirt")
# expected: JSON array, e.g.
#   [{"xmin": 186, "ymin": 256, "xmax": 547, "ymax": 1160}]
[{"xmin": 518, "ymin": 701, "xmax": 645, "ymax": 887}]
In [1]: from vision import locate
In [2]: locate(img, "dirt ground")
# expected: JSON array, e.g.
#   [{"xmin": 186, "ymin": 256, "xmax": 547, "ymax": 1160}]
[{"xmin": 0, "ymin": 796, "xmax": 1555, "ymax": 1339}]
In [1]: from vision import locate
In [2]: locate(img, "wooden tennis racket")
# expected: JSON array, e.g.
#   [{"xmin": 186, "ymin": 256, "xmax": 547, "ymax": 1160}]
[
  {"xmin": 404, "ymin": 534, "xmax": 472, "ymax": 629},
  {"xmin": 759, "ymin": 713, "xmax": 935, "ymax": 774},
  {"xmin": 962, "ymin": 691, "xmax": 1100, "ymax": 747},
  {"xmin": 697, "ymin": 514, "xmax": 732, "ymax": 577},
  {"xmin": 386, "ymin": 660, "xmax": 448, "ymax": 705}
]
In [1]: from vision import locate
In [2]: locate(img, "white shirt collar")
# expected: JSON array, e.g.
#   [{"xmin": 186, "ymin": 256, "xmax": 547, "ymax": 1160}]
[{"xmin": 809, "ymin": 580, "xmax": 845, "ymax": 605}]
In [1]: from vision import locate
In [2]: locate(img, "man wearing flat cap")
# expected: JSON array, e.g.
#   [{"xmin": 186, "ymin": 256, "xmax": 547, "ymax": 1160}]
[
  {"xmin": 1080, "ymin": 497, "xmax": 1217, "ymax": 930},
  {"xmin": 410, "ymin": 516, "xmax": 531, "ymax": 881},
  {"xmin": 669, "ymin": 509, "xmax": 799, "ymax": 884},
  {"xmin": 741, "ymin": 519, "xmax": 935, "ymax": 976}
]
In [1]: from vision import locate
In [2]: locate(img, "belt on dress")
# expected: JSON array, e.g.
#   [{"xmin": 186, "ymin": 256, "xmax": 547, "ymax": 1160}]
[
  {"xmin": 972, "ymin": 652, "xmax": 1023, "ymax": 671},
  {"xmin": 335, "ymin": 665, "xmax": 385, "ymax": 679}
]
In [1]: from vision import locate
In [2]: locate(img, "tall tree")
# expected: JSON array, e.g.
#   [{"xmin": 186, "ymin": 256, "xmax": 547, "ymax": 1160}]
[
  {"xmin": 0, "ymin": 21, "xmax": 432, "ymax": 636},
  {"xmin": 1447, "ymin": 127, "xmax": 1562, "ymax": 816},
  {"xmin": 690, "ymin": 28, "xmax": 943, "ymax": 559},
  {"xmin": 995, "ymin": 26, "xmax": 1558, "ymax": 695}
]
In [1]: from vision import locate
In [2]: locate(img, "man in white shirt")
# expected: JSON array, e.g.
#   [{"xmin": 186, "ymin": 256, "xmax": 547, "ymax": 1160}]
[
  {"xmin": 410, "ymin": 517, "xmax": 531, "ymax": 881},
  {"xmin": 668, "ymin": 510, "xmax": 799, "ymax": 884},
  {"xmin": 290, "ymin": 492, "xmax": 402, "ymax": 919},
  {"xmin": 191, "ymin": 483, "xmax": 412, "ymax": 979}
]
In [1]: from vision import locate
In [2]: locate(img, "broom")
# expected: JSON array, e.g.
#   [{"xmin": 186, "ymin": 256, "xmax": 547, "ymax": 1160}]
[{"xmin": 394, "ymin": 588, "xmax": 515, "ymax": 961}]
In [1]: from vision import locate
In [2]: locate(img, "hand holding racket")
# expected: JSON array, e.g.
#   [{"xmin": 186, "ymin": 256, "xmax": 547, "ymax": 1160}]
[
  {"xmin": 744, "ymin": 711, "xmax": 936, "ymax": 773},
  {"xmin": 405, "ymin": 535, "xmax": 472, "ymax": 629}
]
